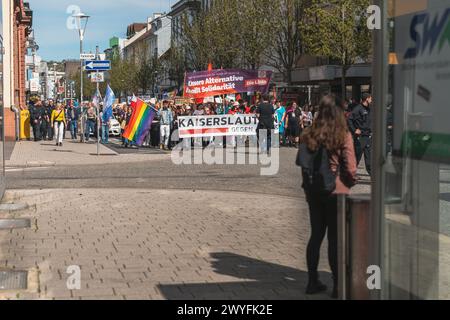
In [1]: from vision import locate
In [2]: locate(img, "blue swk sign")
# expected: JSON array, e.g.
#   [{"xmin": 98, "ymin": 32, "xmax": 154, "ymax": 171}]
[{"xmin": 404, "ymin": 8, "xmax": 450, "ymax": 59}]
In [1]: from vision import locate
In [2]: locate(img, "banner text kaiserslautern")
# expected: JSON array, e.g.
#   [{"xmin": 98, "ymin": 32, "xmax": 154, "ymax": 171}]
[{"xmin": 178, "ymin": 115, "xmax": 259, "ymax": 138}]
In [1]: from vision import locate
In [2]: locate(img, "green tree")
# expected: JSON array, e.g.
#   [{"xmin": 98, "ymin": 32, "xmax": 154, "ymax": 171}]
[
  {"xmin": 70, "ymin": 71, "xmax": 96, "ymax": 101},
  {"xmin": 167, "ymin": 44, "xmax": 187, "ymax": 90},
  {"xmin": 131, "ymin": 42, "xmax": 161, "ymax": 95},
  {"xmin": 181, "ymin": 10, "xmax": 214, "ymax": 70},
  {"xmin": 236, "ymin": 0, "xmax": 275, "ymax": 70},
  {"xmin": 108, "ymin": 57, "xmax": 138, "ymax": 102},
  {"xmin": 181, "ymin": 0, "xmax": 273, "ymax": 70},
  {"xmin": 202, "ymin": 0, "xmax": 241, "ymax": 69},
  {"xmin": 265, "ymin": 0, "xmax": 309, "ymax": 85},
  {"xmin": 301, "ymin": 0, "xmax": 371, "ymax": 98}
]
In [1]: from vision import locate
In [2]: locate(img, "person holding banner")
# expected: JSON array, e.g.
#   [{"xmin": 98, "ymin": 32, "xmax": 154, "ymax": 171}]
[
  {"xmin": 158, "ymin": 101, "xmax": 173, "ymax": 150},
  {"xmin": 256, "ymin": 94, "xmax": 275, "ymax": 154}
]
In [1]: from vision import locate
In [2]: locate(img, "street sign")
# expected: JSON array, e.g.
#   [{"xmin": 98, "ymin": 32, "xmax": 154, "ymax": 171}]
[
  {"xmin": 90, "ymin": 72, "xmax": 105, "ymax": 83},
  {"xmin": 84, "ymin": 60, "xmax": 111, "ymax": 71},
  {"xmin": 80, "ymin": 53, "xmax": 96, "ymax": 60}
]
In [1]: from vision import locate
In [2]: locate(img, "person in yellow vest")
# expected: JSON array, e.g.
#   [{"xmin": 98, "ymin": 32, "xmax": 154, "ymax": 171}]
[{"xmin": 51, "ymin": 103, "xmax": 67, "ymax": 147}]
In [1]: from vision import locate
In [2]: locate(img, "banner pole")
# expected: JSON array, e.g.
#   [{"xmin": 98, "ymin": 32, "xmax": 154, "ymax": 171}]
[
  {"xmin": 96, "ymin": 46, "xmax": 101, "ymax": 157},
  {"xmin": 183, "ymin": 72, "xmax": 187, "ymax": 98}
]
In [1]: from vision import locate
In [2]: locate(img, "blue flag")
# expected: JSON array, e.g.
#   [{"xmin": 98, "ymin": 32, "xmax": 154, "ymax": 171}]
[{"xmin": 103, "ymin": 85, "xmax": 115, "ymax": 123}]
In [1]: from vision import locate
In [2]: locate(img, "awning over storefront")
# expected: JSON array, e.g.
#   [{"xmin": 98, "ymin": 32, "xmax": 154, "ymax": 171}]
[{"xmin": 290, "ymin": 64, "xmax": 371, "ymax": 84}]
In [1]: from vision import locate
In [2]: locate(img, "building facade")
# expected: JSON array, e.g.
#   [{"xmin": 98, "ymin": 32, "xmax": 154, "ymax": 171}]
[
  {"xmin": 147, "ymin": 13, "xmax": 174, "ymax": 93},
  {"xmin": 25, "ymin": 29, "xmax": 41, "ymax": 99},
  {"xmin": 2, "ymin": 0, "xmax": 33, "ymax": 141},
  {"xmin": 0, "ymin": 2, "xmax": 6, "ymax": 196},
  {"xmin": 123, "ymin": 22, "xmax": 153, "ymax": 64},
  {"xmin": 275, "ymin": 55, "xmax": 371, "ymax": 106},
  {"xmin": 147, "ymin": 13, "xmax": 171, "ymax": 59},
  {"xmin": 104, "ymin": 36, "xmax": 126, "ymax": 60},
  {"xmin": 169, "ymin": 0, "xmax": 201, "ymax": 48}
]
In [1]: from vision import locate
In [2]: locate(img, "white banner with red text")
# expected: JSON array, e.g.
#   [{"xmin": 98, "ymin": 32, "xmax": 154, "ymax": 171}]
[{"xmin": 178, "ymin": 115, "xmax": 259, "ymax": 138}]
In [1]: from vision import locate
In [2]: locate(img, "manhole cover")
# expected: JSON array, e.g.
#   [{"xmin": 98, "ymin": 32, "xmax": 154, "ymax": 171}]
[
  {"xmin": 0, "ymin": 219, "xmax": 31, "ymax": 230},
  {"xmin": 0, "ymin": 271, "xmax": 28, "ymax": 290}
]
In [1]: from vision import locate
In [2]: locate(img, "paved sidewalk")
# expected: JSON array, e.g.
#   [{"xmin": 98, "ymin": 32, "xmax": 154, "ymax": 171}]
[
  {"xmin": 0, "ymin": 189, "xmax": 334, "ymax": 300},
  {"xmin": 6, "ymin": 141, "xmax": 170, "ymax": 168}
]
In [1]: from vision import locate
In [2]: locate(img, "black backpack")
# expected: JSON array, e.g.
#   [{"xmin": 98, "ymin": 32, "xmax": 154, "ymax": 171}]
[{"xmin": 296, "ymin": 143, "xmax": 336, "ymax": 195}]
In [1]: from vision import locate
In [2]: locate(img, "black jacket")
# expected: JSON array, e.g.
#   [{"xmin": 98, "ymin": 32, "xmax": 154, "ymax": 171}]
[
  {"xmin": 348, "ymin": 104, "xmax": 372, "ymax": 137},
  {"xmin": 257, "ymin": 103, "xmax": 275, "ymax": 130},
  {"xmin": 30, "ymin": 106, "xmax": 45, "ymax": 123}
]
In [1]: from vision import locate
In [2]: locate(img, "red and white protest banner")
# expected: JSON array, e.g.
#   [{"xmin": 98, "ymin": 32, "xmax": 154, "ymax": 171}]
[{"xmin": 178, "ymin": 115, "xmax": 258, "ymax": 138}]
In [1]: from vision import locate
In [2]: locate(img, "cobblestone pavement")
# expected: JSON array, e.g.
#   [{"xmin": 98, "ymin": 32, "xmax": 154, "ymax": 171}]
[
  {"xmin": 0, "ymin": 189, "xmax": 334, "ymax": 300},
  {"xmin": 6, "ymin": 140, "xmax": 169, "ymax": 168}
]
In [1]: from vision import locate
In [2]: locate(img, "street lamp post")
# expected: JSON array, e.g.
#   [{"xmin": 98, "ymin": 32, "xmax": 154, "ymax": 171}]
[{"xmin": 73, "ymin": 12, "xmax": 90, "ymax": 142}]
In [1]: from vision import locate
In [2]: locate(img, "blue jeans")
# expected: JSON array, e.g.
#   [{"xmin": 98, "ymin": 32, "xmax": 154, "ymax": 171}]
[
  {"xmin": 101, "ymin": 124, "xmax": 109, "ymax": 144},
  {"xmin": 85, "ymin": 120, "xmax": 96, "ymax": 141},
  {"xmin": 70, "ymin": 121, "xmax": 78, "ymax": 139},
  {"xmin": 259, "ymin": 129, "xmax": 272, "ymax": 153}
]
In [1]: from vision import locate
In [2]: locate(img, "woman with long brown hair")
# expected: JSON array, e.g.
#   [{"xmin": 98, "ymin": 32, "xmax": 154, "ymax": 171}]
[{"xmin": 298, "ymin": 94, "xmax": 357, "ymax": 299}]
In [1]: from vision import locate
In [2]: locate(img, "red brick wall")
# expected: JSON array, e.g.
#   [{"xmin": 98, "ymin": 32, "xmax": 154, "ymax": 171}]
[
  {"xmin": 14, "ymin": 23, "xmax": 27, "ymax": 108},
  {"xmin": 7, "ymin": 1, "xmax": 31, "ymax": 141},
  {"xmin": 4, "ymin": 109, "xmax": 17, "ymax": 142}
]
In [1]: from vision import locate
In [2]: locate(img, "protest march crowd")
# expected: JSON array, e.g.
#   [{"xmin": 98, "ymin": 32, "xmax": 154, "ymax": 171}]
[
  {"xmin": 24, "ymin": 94, "xmax": 369, "ymax": 155},
  {"xmin": 24, "ymin": 95, "xmax": 364, "ymax": 151}
]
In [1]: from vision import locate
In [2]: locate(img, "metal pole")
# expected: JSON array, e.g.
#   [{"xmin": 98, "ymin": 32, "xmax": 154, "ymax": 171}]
[
  {"xmin": 337, "ymin": 194, "xmax": 347, "ymax": 300},
  {"xmin": 96, "ymin": 45, "xmax": 100, "ymax": 156},
  {"xmin": 80, "ymin": 37, "xmax": 85, "ymax": 142},
  {"xmin": 71, "ymin": 82, "xmax": 75, "ymax": 105},
  {"xmin": 53, "ymin": 64, "xmax": 57, "ymax": 101},
  {"xmin": 371, "ymin": 0, "xmax": 388, "ymax": 300},
  {"xmin": 308, "ymin": 86, "xmax": 312, "ymax": 105}
]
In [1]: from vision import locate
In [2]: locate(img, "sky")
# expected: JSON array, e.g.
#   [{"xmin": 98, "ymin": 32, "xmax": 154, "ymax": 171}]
[{"xmin": 28, "ymin": 0, "xmax": 174, "ymax": 61}]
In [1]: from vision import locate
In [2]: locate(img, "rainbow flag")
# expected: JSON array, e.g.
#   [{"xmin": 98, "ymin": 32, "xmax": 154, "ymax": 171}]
[{"xmin": 123, "ymin": 97, "xmax": 157, "ymax": 146}]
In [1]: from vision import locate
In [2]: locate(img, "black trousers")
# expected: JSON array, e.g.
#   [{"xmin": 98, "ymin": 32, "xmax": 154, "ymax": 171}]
[
  {"xmin": 305, "ymin": 192, "xmax": 338, "ymax": 282},
  {"xmin": 151, "ymin": 125, "xmax": 160, "ymax": 147},
  {"xmin": 355, "ymin": 135, "xmax": 372, "ymax": 175},
  {"xmin": 40, "ymin": 121, "xmax": 49, "ymax": 140},
  {"xmin": 32, "ymin": 121, "xmax": 41, "ymax": 141}
]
